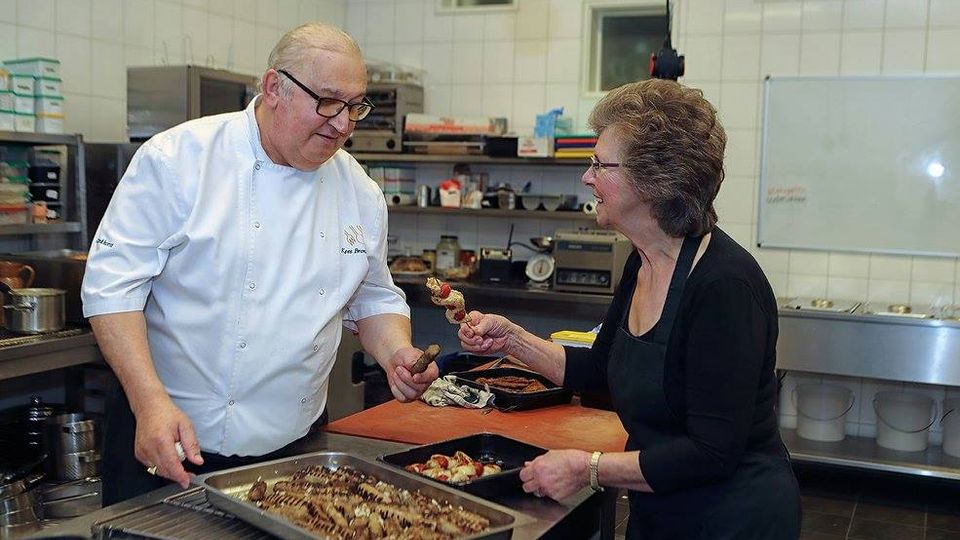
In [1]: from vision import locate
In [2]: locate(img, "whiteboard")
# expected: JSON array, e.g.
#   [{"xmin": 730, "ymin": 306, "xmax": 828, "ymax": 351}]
[{"xmin": 758, "ymin": 76, "xmax": 960, "ymax": 257}]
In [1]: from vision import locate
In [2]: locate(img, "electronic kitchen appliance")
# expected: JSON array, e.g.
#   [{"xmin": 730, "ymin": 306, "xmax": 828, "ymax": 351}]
[
  {"xmin": 345, "ymin": 82, "xmax": 423, "ymax": 153},
  {"xmin": 127, "ymin": 66, "xmax": 256, "ymax": 141},
  {"xmin": 552, "ymin": 230, "xmax": 633, "ymax": 294}
]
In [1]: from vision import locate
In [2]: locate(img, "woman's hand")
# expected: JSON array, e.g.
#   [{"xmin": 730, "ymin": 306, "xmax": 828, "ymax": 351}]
[
  {"xmin": 458, "ymin": 311, "xmax": 518, "ymax": 356},
  {"xmin": 519, "ymin": 449, "xmax": 591, "ymax": 500}
]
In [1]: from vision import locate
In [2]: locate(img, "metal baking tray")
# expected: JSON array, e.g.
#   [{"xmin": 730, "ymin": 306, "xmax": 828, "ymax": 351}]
[
  {"xmin": 452, "ymin": 367, "xmax": 572, "ymax": 411},
  {"xmin": 194, "ymin": 451, "xmax": 527, "ymax": 540},
  {"xmin": 379, "ymin": 433, "xmax": 547, "ymax": 499}
]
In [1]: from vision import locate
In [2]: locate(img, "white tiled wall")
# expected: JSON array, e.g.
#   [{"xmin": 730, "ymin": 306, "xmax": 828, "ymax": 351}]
[
  {"xmin": 346, "ymin": 0, "xmax": 960, "ymax": 305},
  {"xmin": 0, "ymin": 0, "xmax": 347, "ymax": 142},
  {"xmin": 349, "ymin": 0, "xmax": 960, "ymax": 446}
]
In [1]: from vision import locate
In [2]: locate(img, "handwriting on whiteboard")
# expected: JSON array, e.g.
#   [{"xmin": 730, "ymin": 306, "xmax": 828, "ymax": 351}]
[{"xmin": 767, "ymin": 186, "xmax": 807, "ymax": 203}]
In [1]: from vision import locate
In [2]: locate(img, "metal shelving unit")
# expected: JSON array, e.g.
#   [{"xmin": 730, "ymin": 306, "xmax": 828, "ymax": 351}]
[
  {"xmin": 0, "ymin": 131, "xmax": 87, "ymax": 249},
  {"xmin": 352, "ymin": 152, "xmax": 589, "ymax": 166},
  {"xmin": 387, "ymin": 205, "xmax": 595, "ymax": 221},
  {"xmin": 0, "ymin": 131, "xmax": 87, "ymax": 250},
  {"xmin": 781, "ymin": 428, "xmax": 960, "ymax": 481}
]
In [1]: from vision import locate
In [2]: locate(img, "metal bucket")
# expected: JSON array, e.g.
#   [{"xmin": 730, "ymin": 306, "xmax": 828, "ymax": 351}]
[{"xmin": 3, "ymin": 288, "xmax": 66, "ymax": 334}]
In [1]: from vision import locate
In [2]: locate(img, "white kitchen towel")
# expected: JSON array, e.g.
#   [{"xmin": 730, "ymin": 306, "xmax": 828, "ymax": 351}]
[{"xmin": 421, "ymin": 375, "xmax": 495, "ymax": 409}]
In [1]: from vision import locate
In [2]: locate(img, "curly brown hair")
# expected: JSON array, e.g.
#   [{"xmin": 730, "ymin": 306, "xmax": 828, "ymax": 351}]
[{"xmin": 588, "ymin": 79, "xmax": 726, "ymax": 237}]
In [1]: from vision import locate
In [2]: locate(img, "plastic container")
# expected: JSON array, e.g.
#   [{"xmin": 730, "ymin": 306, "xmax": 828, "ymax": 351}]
[
  {"xmin": 13, "ymin": 93, "xmax": 33, "ymax": 114},
  {"xmin": 29, "ymin": 184, "xmax": 58, "ymax": 202},
  {"xmin": 940, "ymin": 398, "xmax": 960, "ymax": 458},
  {"xmin": 33, "ymin": 77, "xmax": 61, "ymax": 97},
  {"xmin": 34, "ymin": 96, "xmax": 62, "ymax": 116},
  {"xmin": 0, "ymin": 183, "xmax": 30, "ymax": 204},
  {"xmin": 10, "ymin": 74, "xmax": 34, "ymax": 94},
  {"xmin": 0, "ymin": 110, "xmax": 13, "ymax": 131},
  {"xmin": 0, "ymin": 204, "xmax": 28, "ymax": 224},
  {"xmin": 794, "ymin": 383, "xmax": 854, "ymax": 442},
  {"xmin": 550, "ymin": 330, "xmax": 597, "ymax": 348},
  {"xmin": 13, "ymin": 112, "xmax": 34, "ymax": 132},
  {"xmin": 0, "ymin": 68, "xmax": 9, "ymax": 91},
  {"xmin": 873, "ymin": 391, "xmax": 936, "ymax": 452},
  {"xmin": 436, "ymin": 235, "xmax": 461, "ymax": 271},
  {"xmin": 35, "ymin": 113, "xmax": 63, "ymax": 134},
  {"xmin": 4, "ymin": 58, "xmax": 60, "ymax": 78}
]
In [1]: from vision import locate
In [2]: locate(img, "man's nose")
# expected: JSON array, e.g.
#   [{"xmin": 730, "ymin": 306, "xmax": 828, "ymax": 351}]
[{"xmin": 328, "ymin": 106, "xmax": 352, "ymax": 133}]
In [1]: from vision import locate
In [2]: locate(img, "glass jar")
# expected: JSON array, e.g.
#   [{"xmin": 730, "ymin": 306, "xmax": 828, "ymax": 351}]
[{"xmin": 435, "ymin": 235, "xmax": 461, "ymax": 271}]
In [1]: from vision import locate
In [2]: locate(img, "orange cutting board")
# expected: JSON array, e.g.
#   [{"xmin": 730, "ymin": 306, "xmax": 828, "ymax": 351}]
[{"xmin": 325, "ymin": 399, "xmax": 628, "ymax": 453}]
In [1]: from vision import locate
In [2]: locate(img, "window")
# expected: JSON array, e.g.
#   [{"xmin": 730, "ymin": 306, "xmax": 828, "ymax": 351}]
[
  {"xmin": 437, "ymin": 0, "xmax": 516, "ymax": 12},
  {"xmin": 583, "ymin": 3, "xmax": 668, "ymax": 94}
]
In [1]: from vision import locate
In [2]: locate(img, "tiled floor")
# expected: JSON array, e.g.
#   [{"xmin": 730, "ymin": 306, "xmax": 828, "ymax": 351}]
[{"xmin": 612, "ymin": 465, "xmax": 960, "ymax": 540}]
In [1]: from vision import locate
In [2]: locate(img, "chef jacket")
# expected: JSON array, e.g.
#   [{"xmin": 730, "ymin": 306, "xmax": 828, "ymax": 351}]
[{"xmin": 81, "ymin": 97, "xmax": 409, "ymax": 456}]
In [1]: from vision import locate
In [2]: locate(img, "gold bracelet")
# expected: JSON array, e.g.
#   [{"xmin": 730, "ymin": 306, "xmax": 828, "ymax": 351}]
[{"xmin": 589, "ymin": 451, "xmax": 604, "ymax": 492}]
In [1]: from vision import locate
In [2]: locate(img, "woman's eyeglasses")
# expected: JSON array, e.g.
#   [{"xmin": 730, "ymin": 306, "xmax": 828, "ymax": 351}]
[
  {"xmin": 588, "ymin": 155, "xmax": 621, "ymax": 175},
  {"xmin": 278, "ymin": 69, "xmax": 375, "ymax": 121}
]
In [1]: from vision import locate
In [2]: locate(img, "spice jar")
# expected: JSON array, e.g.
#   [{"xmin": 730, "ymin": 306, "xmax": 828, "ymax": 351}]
[{"xmin": 436, "ymin": 235, "xmax": 461, "ymax": 271}]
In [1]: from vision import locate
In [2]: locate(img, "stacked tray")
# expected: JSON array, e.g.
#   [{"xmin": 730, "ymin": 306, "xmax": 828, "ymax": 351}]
[
  {"xmin": 379, "ymin": 433, "xmax": 547, "ymax": 499},
  {"xmin": 452, "ymin": 367, "xmax": 573, "ymax": 411},
  {"xmin": 195, "ymin": 451, "xmax": 528, "ymax": 540}
]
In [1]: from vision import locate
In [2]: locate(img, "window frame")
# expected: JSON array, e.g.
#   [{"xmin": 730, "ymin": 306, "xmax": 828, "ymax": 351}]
[
  {"xmin": 435, "ymin": 0, "xmax": 518, "ymax": 14},
  {"xmin": 580, "ymin": 0, "xmax": 669, "ymax": 97}
]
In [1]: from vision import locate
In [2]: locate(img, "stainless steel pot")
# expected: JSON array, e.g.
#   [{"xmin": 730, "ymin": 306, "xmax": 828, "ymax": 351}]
[
  {"xmin": 39, "ymin": 477, "xmax": 100, "ymax": 502},
  {"xmin": 2, "ymin": 288, "xmax": 66, "ymax": 334},
  {"xmin": 41, "ymin": 490, "xmax": 101, "ymax": 518},
  {"xmin": 44, "ymin": 413, "xmax": 97, "ymax": 455},
  {"xmin": 48, "ymin": 450, "xmax": 100, "ymax": 482}
]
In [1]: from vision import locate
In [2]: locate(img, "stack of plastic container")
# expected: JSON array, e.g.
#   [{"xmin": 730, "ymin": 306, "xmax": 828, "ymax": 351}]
[
  {"xmin": 1, "ymin": 58, "xmax": 64, "ymax": 134},
  {"xmin": 0, "ymin": 159, "xmax": 31, "ymax": 224}
]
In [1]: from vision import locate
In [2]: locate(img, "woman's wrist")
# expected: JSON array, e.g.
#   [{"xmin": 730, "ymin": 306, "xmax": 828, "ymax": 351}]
[{"xmin": 504, "ymin": 322, "xmax": 525, "ymax": 357}]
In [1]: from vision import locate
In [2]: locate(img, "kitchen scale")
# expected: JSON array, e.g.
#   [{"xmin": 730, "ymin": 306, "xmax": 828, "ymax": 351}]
[{"xmin": 524, "ymin": 236, "xmax": 556, "ymax": 286}]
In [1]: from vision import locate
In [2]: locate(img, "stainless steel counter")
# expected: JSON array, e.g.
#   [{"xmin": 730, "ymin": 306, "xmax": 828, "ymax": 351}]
[
  {"xmin": 34, "ymin": 432, "xmax": 609, "ymax": 540},
  {"xmin": 777, "ymin": 308, "xmax": 960, "ymax": 386}
]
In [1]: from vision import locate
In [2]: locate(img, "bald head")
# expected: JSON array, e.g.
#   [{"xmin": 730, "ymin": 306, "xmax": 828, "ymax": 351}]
[{"xmin": 260, "ymin": 22, "xmax": 364, "ymax": 94}]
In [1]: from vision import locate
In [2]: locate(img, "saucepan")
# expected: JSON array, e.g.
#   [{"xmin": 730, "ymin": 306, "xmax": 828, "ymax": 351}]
[{"xmin": 0, "ymin": 283, "xmax": 66, "ymax": 334}]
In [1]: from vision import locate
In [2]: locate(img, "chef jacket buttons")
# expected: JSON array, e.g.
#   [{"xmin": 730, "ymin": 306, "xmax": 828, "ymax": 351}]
[
  {"xmin": 254, "ymin": 221, "xmax": 261, "ymax": 229},
  {"xmin": 238, "ymin": 340, "xmax": 247, "ymax": 349},
  {"xmin": 254, "ymin": 162, "xmax": 262, "ymax": 170},
  {"xmin": 318, "ymin": 288, "xmax": 325, "ymax": 296},
  {"xmin": 248, "ymin": 282, "xmax": 256, "ymax": 290},
  {"xmin": 320, "ymin": 231, "xmax": 325, "ymax": 239},
  {"xmin": 301, "ymin": 397, "xmax": 307, "ymax": 404},
  {"xmin": 228, "ymin": 399, "xmax": 235, "ymax": 406},
  {"xmin": 313, "ymin": 344, "xmax": 320, "ymax": 352}
]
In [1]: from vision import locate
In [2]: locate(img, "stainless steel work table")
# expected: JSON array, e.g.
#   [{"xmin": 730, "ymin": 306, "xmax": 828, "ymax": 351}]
[{"xmin": 35, "ymin": 432, "xmax": 609, "ymax": 540}]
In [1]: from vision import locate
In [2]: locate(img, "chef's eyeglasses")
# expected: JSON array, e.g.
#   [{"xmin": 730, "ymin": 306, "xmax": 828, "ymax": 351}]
[
  {"xmin": 278, "ymin": 69, "xmax": 375, "ymax": 121},
  {"xmin": 588, "ymin": 155, "xmax": 621, "ymax": 175}
]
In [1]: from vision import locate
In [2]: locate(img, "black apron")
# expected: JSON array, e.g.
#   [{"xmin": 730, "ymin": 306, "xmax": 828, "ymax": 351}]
[{"xmin": 607, "ymin": 235, "xmax": 800, "ymax": 540}]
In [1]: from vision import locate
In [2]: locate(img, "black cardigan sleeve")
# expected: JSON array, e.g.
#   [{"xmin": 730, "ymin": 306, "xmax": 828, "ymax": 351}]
[
  {"xmin": 563, "ymin": 252, "xmax": 639, "ymax": 394},
  {"xmin": 639, "ymin": 277, "xmax": 772, "ymax": 493}
]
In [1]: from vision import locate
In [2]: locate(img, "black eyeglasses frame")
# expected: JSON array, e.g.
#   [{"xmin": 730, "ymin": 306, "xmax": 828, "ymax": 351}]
[{"xmin": 277, "ymin": 69, "xmax": 375, "ymax": 121}]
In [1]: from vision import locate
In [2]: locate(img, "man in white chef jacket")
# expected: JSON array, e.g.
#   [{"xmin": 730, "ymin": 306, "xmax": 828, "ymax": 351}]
[{"xmin": 81, "ymin": 23, "xmax": 438, "ymax": 503}]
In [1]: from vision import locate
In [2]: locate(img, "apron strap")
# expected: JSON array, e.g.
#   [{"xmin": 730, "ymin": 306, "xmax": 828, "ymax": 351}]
[{"xmin": 653, "ymin": 234, "xmax": 703, "ymax": 345}]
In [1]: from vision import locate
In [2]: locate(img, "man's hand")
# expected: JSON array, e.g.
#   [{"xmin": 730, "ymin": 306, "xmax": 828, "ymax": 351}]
[
  {"xmin": 386, "ymin": 346, "xmax": 440, "ymax": 402},
  {"xmin": 133, "ymin": 398, "xmax": 204, "ymax": 488}
]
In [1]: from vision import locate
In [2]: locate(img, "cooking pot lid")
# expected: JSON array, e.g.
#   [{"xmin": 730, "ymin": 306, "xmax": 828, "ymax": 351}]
[
  {"xmin": 0, "ymin": 397, "xmax": 66, "ymax": 424},
  {"xmin": 7, "ymin": 288, "xmax": 66, "ymax": 296}
]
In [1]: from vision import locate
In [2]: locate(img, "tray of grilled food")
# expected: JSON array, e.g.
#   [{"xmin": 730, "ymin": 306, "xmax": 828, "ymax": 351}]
[
  {"xmin": 379, "ymin": 433, "xmax": 547, "ymax": 499},
  {"xmin": 195, "ymin": 451, "xmax": 527, "ymax": 540},
  {"xmin": 452, "ymin": 367, "xmax": 572, "ymax": 411}
]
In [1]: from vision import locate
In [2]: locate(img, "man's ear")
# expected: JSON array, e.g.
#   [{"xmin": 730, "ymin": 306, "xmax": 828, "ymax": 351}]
[{"xmin": 261, "ymin": 69, "xmax": 282, "ymax": 107}]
